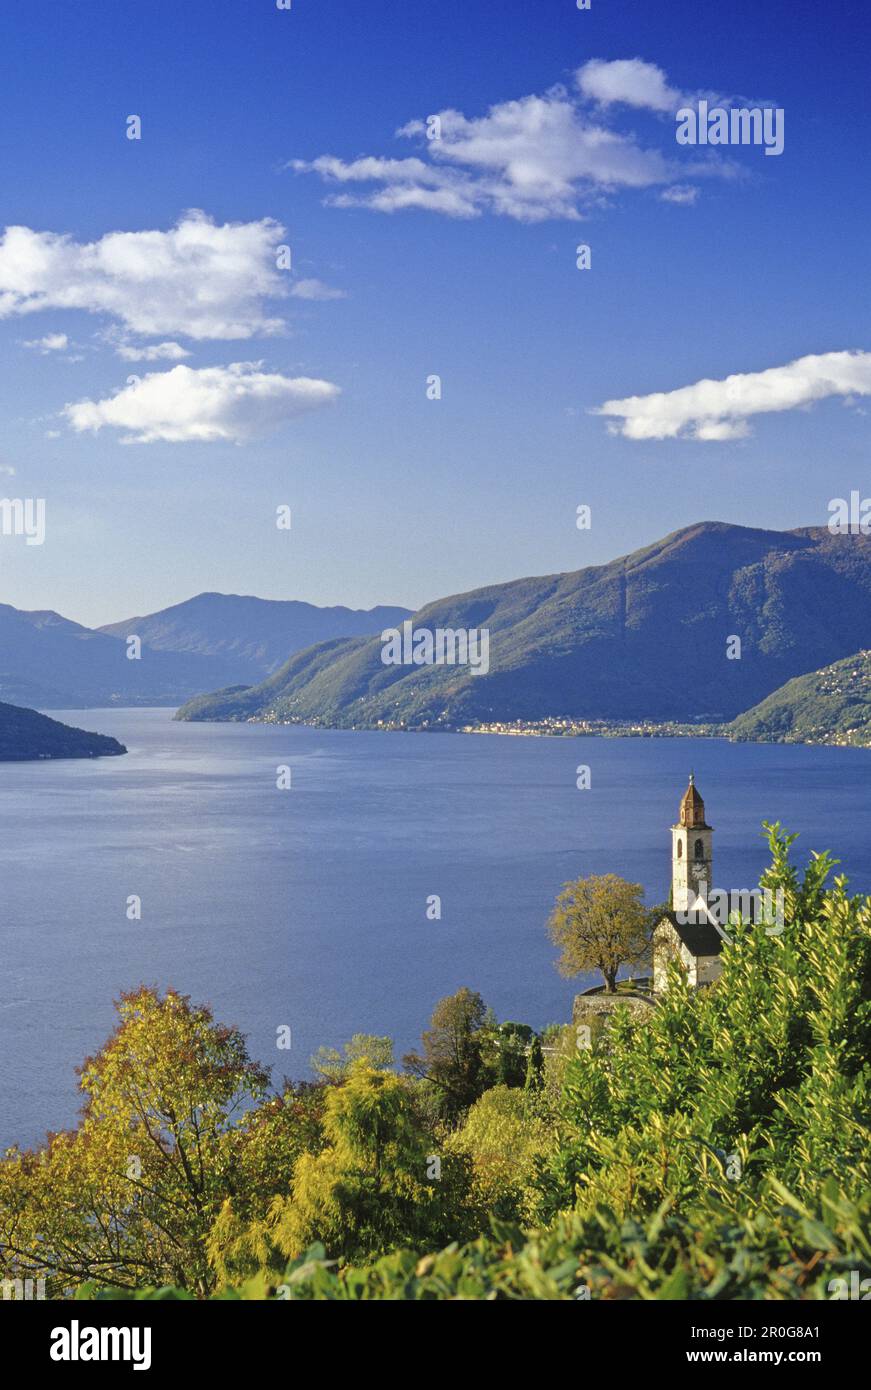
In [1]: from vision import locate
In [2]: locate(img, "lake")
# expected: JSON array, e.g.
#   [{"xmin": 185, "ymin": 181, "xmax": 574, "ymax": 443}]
[{"xmin": 1, "ymin": 708, "xmax": 868, "ymax": 1149}]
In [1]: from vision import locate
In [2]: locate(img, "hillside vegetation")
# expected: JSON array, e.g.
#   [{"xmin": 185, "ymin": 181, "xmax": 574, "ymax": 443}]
[
  {"xmin": 176, "ymin": 523, "xmax": 871, "ymax": 730},
  {"xmin": 728, "ymin": 650, "xmax": 871, "ymax": 747}
]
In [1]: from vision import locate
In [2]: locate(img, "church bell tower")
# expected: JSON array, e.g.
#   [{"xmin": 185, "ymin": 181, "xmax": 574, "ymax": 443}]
[{"xmin": 671, "ymin": 774, "xmax": 713, "ymax": 914}]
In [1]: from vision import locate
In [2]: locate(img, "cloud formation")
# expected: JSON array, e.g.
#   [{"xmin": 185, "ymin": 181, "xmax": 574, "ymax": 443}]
[
  {"xmin": 575, "ymin": 58, "xmax": 689, "ymax": 113},
  {"xmin": 289, "ymin": 277, "xmax": 346, "ymax": 301},
  {"xmin": 63, "ymin": 361, "xmax": 340, "ymax": 444},
  {"xmin": 0, "ymin": 211, "xmax": 290, "ymax": 340},
  {"xmin": 658, "ymin": 184, "xmax": 699, "ymax": 205},
  {"xmin": 22, "ymin": 332, "xmax": 69, "ymax": 353},
  {"xmin": 115, "ymin": 340, "xmax": 192, "ymax": 362},
  {"xmin": 594, "ymin": 350, "xmax": 871, "ymax": 441},
  {"xmin": 291, "ymin": 59, "xmax": 733, "ymax": 222}
]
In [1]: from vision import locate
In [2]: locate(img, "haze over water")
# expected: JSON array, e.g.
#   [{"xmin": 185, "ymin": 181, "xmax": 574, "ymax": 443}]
[{"xmin": 1, "ymin": 708, "xmax": 868, "ymax": 1149}]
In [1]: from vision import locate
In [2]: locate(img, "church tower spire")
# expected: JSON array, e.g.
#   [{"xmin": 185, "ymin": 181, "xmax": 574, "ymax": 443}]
[
  {"xmin": 654, "ymin": 777, "xmax": 723, "ymax": 994},
  {"xmin": 672, "ymin": 774, "xmax": 714, "ymax": 913}
]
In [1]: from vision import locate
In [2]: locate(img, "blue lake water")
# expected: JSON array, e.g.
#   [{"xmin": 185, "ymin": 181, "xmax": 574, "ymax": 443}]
[{"xmin": 1, "ymin": 708, "xmax": 869, "ymax": 1149}]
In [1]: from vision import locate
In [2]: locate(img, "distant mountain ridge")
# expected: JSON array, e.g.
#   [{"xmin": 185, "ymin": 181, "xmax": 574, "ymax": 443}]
[
  {"xmin": 0, "ymin": 594, "xmax": 410, "ymax": 708},
  {"xmin": 175, "ymin": 522, "xmax": 871, "ymax": 730},
  {"xmin": 0, "ymin": 700, "xmax": 126, "ymax": 761},
  {"xmin": 0, "ymin": 603, "xmax": 234, "ymax": 709},
  {"xmin": 99, "ymin": 593, "xmax": 411, "ymax": 683}
]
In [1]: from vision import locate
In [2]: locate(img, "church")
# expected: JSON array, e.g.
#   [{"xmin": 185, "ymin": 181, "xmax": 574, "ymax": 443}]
[{"xmin": 652, "ymin": 775, "xmax": 724, "ymax": 993}]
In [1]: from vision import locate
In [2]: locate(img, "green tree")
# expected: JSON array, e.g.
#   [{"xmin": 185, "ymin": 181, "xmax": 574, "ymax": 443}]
[
  {"xmin": 273, "ymin": 1061, "xmax": 470, "ymax": 1262},
  {"xmin": 547, "ymin": 873, "xmax": 651, "ymax": 993},
  {"xmin": 206, "ymin": 1081, "xmax": 327, "ymax": 1288},
  {"xmin": 447, "ymin": 1084, "xmax": 554, "ymax": 1225},
  {"xmin": 64, "ymin": 828, "xmax": 871, "ymax": 1303},
  {"xmin": 403, "ymin": 988, "xmax": 490, "ymax": 1120},
  {"xmin": 482, "ymin": 1020, "xmax": 536, "ymax": 1089},
  {"xmin": 524, "ymin": 1034, "xmax": 545, "ymax": 1092}
]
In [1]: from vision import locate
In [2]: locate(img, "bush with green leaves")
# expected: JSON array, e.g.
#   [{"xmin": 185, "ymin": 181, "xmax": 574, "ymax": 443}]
[
  {"xmin": 80, "ymin": 1181, "xmax": 871, "ymax": 1301},
  {"xmin": 545, "ymin": 825, "xmax": 870, "ymax": 1222},
  {"xmin": 446, "ymin": 1085, "xmax": 555, "ymax": 1226}
]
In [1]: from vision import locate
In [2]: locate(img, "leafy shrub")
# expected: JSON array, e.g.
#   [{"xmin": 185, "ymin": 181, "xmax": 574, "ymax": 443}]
[
  {"xmin": 545, "ymin": 827, "xmax": 871, "ymax": 1222},
  {"xmin": 81, "ymin": 1181, "xmax": 871, "ymax": 1301}
]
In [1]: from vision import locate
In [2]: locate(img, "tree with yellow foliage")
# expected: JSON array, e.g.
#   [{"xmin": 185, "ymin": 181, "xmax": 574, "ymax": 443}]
[
  {"xmin": 547, "ymin": 874, "xmax": 652, "ymax": 993},
  {"xmin": 273, "ymin": 1061, "xmax": 471, "ymax": 1263},
  {"xmin": 0, "ymin": 988, "xmax": 270, "ymax": 1296}
]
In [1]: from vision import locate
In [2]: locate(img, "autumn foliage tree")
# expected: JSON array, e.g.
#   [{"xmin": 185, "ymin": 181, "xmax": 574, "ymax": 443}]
[
  {"xmin": 547, "ymin": 873, "xmax": 652, "ymax": 993},
  {"xmin": 0, "ymin": 988, "xmax": 270, "ymax": 1296}
]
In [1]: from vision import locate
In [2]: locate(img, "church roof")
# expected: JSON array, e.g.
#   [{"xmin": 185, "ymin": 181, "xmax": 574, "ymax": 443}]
[
  {"xmin": 679, "ymin": 773, "xmax": 710, "ymax": 828},
  {"xmin": 660, "ymin": 912, "xmax": 724, "ymax": 957}
]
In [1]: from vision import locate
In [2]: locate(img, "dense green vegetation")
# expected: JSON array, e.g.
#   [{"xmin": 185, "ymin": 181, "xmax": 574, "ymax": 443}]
[
  {"xmin": 727, "ymin": 650, "xmax": 871, "ymax": 747},
  {"xmin": 176, "ymin": 523, "xmax": 871, "ymax": 729},
  {"xmin": 1, "ymin": 826, "xmax": 868, "ymax": 1300},
  {"xmin": 0, "ymin": 699, "xmax": 126, "ymax": 761}
]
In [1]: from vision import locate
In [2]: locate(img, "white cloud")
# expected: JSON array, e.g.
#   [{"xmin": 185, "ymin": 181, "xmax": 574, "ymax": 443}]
[
  {"xmin": 594, "ymin": 350, "xmax": 871, "ymax": 441},
  {"xmin": 22, "ymin": 332, "xmax": 69, "ymax": 352},
  {"xmin": 313, "ymin": 157, "xmax": 484, "ymax": 218},
  {"xmin": 0, "ymin": 211, "xmax": 290, "ymax": 340},
  {"xmin": 658, "ymin": 184, "xmax": 699, "ymax": 205},
  {"xmin": 63, "ymin": 361, "xmax": 340, "ymax": 444},
  {"xmin": 115, "ymin": 340, "xmax": 192, "ymax": 361},
  {"xmin": 576, "ymin": 58, "xmax": 688, "ymax": 113},
  {"xmin": 289, "ymin": 277, "xmax": 346, "ymax": 301},
  {"xmin": 293, "ymin": 92, "xmax": 675, "ymax": 223},
  {"xmin": 576, "ymin": 59, "xmax": 757, "ymax": 121},
  {"xmin": 290, "ymin": 61, "xmax": 740, "ymax": 222}
]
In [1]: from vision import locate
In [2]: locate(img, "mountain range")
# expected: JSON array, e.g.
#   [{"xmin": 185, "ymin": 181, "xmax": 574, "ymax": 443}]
[
  {"xmin": 174, "ymin": 522, "xmax": 871, "ymax": 731},
  {"xmin": 0, "ymin": 595, "xmax": 410, "ymax": 708},
  {"xmin": 0, "ymin": 603, "xmax": 230, "ymax": 709},
  {"xmin": 98, "ymin": 593, "xmax": 411, "ymax": 683}
]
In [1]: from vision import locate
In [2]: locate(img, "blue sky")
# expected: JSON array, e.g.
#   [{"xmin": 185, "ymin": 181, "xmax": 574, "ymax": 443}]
[{"xmin": 0, "ymin": 0, "xmax": 868, "ymax": 627}]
